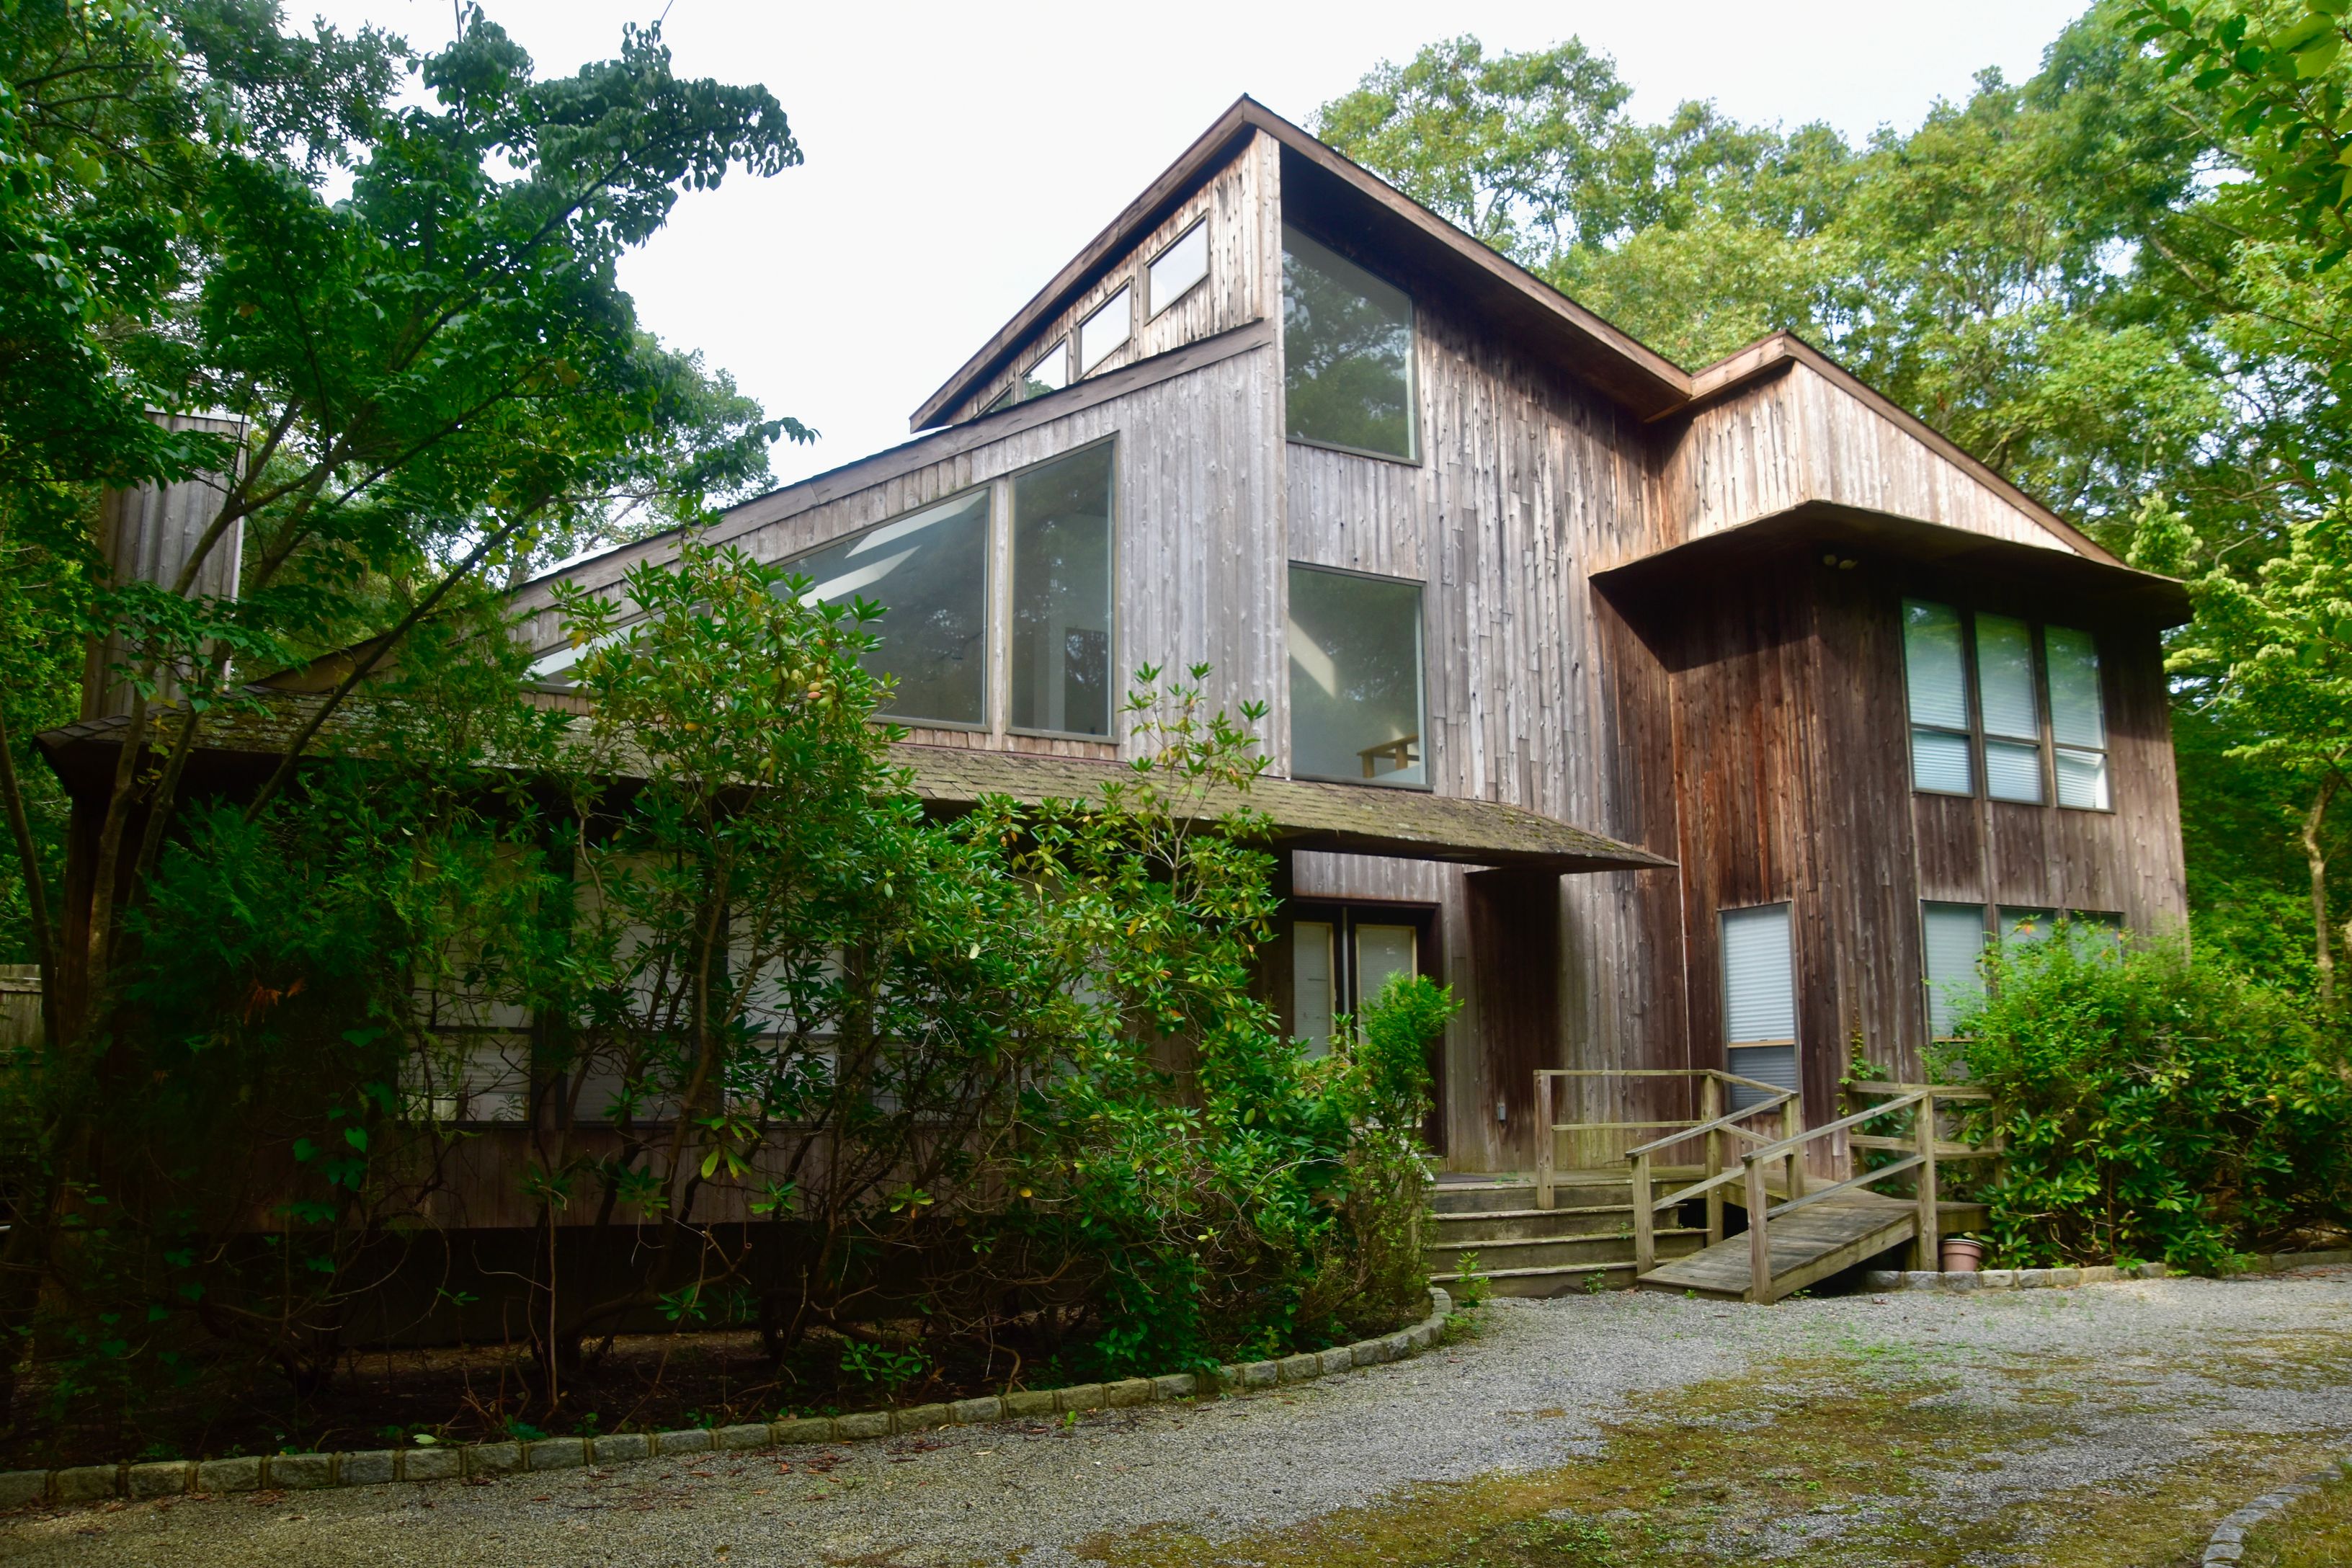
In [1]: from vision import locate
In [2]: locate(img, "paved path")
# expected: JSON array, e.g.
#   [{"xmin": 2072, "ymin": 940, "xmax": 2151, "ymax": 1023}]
[{"xmin": 4, "ymin": 1267, "xmax": 2349, "ymax": 1567}]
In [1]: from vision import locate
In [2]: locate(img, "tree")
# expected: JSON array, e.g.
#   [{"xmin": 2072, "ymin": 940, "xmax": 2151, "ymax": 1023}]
[{"xmin": 0, "ymin": 0, "xmax": 811, "ymax": 1415}]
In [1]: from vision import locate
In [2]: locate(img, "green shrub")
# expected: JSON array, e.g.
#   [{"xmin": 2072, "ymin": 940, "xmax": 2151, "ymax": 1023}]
[{"xmin": 1936, "ymin": 930, "xmax": 2352, "ymax": 1272}]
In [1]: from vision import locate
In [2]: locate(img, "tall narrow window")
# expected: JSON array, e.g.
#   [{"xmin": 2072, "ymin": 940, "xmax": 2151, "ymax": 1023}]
[
  {"xmin": 785, "ymin": 490, "xmax": 991, "ymax": 726},
  {"xmin": 1078, "ymin": 286, "xmax": 1131, "ymax": 373},
  {"xmin": 1283, "ymin": 225, "xmax": 1416, "ymax": 460},
  {"xmin": 1902, "ymin": 600, "xmax": 1973, "ymax": 795},
  {"xmin": 1720, "ymin": 905, "xmax": 1797, "ymax": 1110},
  {"xmin": 1147, "ymin": 220, "xmax": 1209, "ymax": 316},
  {"xmin": 1010, "ymin": 444, "xmax": 1115, "ymax": 736},
  {"xmin": 1921, "ymin": 902, "xmax": 1988, "ymax": 1038},
  {"xmin": 1293, "ymin": 919, "xmax": 1335, "ymax": 1056},
  {"xmin": 1975, "ymin": 613, "xmax": 2044, "ymax": 803},
  {"xmin": 2046, "ymin": 625, "xmax": 2110, "ymax": 809},
  {"xmin": 1287, "ymin": 564, "xmax": 1427, "ymax": 787}
]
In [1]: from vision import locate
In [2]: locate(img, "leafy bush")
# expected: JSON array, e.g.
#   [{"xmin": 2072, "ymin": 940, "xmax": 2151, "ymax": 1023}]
[{"xmin": 1936, "ymin": 930, "xmax": 2352, "ymax": 1272}]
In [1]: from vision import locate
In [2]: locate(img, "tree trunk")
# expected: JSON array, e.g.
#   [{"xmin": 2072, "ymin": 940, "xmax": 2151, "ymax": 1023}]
[{"xmin": 2304, "ymin": 775, "xmax": 2340, "ymax": 1008}]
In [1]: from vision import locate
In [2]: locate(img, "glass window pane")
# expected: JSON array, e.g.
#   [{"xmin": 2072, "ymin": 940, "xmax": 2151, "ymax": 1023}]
[
  {"xmin": 1010, "ymin": 444, "xmax": 1115, "ymax": 736},
  {"xmin": 1985, "ymin": 739, "xmax": 2044, "ymax": 803},
  {"xmin": 1720, "ymin": 905, "xmax": 1794, "ymax": 1043},
  {"xmin": 1287, "ymin": 564, "xmax": 1425, "ymax": 785},
  {"xmin": 2046, "ymin": 625, "xmax": 2106, "ymax": 749},
  {"xmin": 1023, "ymin": 340, "xmax": 1069, "ymax": 399},
  {"xmin": 1149, "ymin": 221, "xmax": 1209, "ymax": 315},
  {"xmin": 2055, "ymin": 746, "xmax": 2110, "ymax": 809},
  {"xmin": 1975, "ymin": 613, "xmax": 2039, "ymax": 739},
  {"xmin": 786, "ymin": 491, "xmax": 990, "ymax": 726},
  {"xmin": 1902, "ymin": 600, "xmax": 1968, "ymax": 729},
  {"xmin": 1911, "ymin": 728, "xmax": 1974, "ymax": 795},
  {"xmin": 1293, "ymin": 919, "xmax": 1335, "ymax": 1057},
  {"xmin": 1998, "ymin": 906, "xmax": 2058, "ymax": 944},
  {"xmin": 1079, "ymin": 287, "xmax": 1131, "ymax": 372},
  {"xmin": 1921, "ymin": 902, "xmax": 1987, "ymax": 1038},
  {"xmin": 1727, "ymin": 1043, "xmax": 1799, "ymax": 1108},
  {"xmin": 1283, "ymin": 225, "xmax": 1416, "ymax": 459},
  {"xmin": 1355, "ymin": 924, "xmax": 1417, "ymax": 1009}
]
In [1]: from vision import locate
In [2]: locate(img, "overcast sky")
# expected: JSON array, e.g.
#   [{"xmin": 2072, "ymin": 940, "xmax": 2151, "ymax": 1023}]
[{"xmin": 307, "ymin": 0, "xmax": 2090, "ymax": 489}]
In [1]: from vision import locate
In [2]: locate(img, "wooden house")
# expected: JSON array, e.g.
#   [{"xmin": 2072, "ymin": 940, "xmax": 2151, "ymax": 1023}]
[{"xmin": 491, "ymin": 97, "xmax": 2190, "ymax": 1184}]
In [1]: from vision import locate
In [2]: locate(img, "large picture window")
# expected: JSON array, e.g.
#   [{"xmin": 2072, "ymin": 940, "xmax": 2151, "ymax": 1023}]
[
  {"xmin": 1720, "ymin": 904, "xmax": 1798, "ymax": 1111},
  {"xmin": 1283, "ymin": 225, "xmax": 1416, "ymax": 460},
  {"xmin": 786, "ymin": 489, "xmax": 991, "ymax": 726},
  {"xmin": 1010, "ymin": 443, "xmax": 1115, "ymax": 736},
  {"xmin": 1287, "ymin": 564, "xmax": 1426, "ymax": 787},
  {"xmin": 1901, "ymin": 600, "xmax": 2110, "ymax": 811}
]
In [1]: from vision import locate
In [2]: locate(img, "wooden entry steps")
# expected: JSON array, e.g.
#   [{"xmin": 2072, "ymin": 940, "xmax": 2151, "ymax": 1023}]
[{"xmin": 1425, "ymin": 1172, "xmax": 1707, "ymax": 1298}]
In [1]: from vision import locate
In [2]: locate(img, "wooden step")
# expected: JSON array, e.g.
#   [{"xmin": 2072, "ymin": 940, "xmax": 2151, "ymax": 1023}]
[
  {"xmin": 1428, "ymin": 1227, "xmax": 1701, "ymax": 1273},
  {"xmin": 1428, "ymin": 1204, "xmax": 1638, "ymax": 1243}
]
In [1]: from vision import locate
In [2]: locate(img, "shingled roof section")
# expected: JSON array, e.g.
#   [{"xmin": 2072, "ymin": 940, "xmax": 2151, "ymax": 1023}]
[
  {"xmin": 34, "ymin": 698, "xmax": 1667, "ymax": 876},
  {"xmin": 893, "ymin": 744, "xmax": 1670, "ymax": 875}
]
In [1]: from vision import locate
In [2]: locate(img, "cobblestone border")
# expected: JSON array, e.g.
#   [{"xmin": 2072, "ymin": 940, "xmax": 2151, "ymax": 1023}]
[
  {"xmin": 1861, "ymin": 1246, "xmax": 2352, "ymax": 1294},
  {"xmin": 2201, "ymin": 1453, "xmax": 2351, "ymax": 1565},
  {"xmin": 0, "ymin": 1286, "xmax": 1453, "ymax": 1510}
]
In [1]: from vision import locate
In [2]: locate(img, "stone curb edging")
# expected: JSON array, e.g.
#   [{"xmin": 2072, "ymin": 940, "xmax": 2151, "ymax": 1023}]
[
  {"xmin": 1862, "ymin": 1246, "xmax": 2352, "ymax": 1294},
  {"xmin": 2201, "ymin": 1454, "xmax": 2351, "ymax": 1564},
  {"xmin": 0, "ymin": 1286, "xmax": 1454, "ymax": 1510}
]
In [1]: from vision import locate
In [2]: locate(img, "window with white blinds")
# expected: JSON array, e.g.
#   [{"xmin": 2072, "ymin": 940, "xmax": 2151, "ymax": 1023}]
[
  {"xmin": 1721, "ymin": 904, "xmax": 1797, "ymax": 1109},
  {"xmin": 1975, "ymin": 613, "xmax": 2044, "ymax": 803},
  {"xmin": 1921, "ymin": 902, "xmax": 1989, "ymax": 1038},
  {"xmin": 2046, "ymin": 625, "xmax": 2109, "ymax": 809},
  {"xmin": 1900, "ymin": 603, "xmax": 2111, "ymax": 813},
  {"xmin": 1902, "ymin": 600, "xmax": 1973, "ymax": 796}
]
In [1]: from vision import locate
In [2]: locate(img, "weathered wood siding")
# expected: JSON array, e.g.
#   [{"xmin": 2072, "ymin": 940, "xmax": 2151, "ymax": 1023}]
[
  {"xmin": 943, "ymin": 132, "xmax": 1278, "ymax": 426},
  {"xmin": 1651, "ymin": 361, "xmax": 2081, "ymax": 564},
  {"xmin": 1282, "ymin": 288, "xmax": 1686, "ymax": 1170}
]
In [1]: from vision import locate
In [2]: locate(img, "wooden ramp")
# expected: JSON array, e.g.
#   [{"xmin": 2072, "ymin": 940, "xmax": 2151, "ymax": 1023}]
[{"xmin": 1638, "ymin": 1192, "xmax": 1917, "ymax": 1304}]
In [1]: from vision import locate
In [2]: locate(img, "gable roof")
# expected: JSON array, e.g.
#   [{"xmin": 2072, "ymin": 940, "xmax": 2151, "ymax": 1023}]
[{"xmin": 909, "ymin": 96, "xmax": 2135, "ymax": 574}]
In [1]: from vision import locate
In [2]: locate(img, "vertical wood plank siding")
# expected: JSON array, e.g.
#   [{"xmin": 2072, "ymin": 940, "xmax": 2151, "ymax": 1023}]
[
  {"xmin": 944, "ymin": 135, "xmax": 1275, "ymax": 425},
  {"xmin": 1284, "ymin": 296, "xmax": 1685, "ymax": 1170}
]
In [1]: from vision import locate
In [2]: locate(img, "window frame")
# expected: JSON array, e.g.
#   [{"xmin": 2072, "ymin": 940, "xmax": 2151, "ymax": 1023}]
[
  {"xmin": 1004, "ymin": 435, "xmax": 1121, "ymax": 744},
  {"xmin": 1077, "ymin": 285, "xmax": 1133, "ymax": 374},
  {"xmin": 779, "ymin": 484, "xmax": 997, "ymax": 734},
  {"xmin": 1283, "ymin": 558, "xmax": 1432, "ymax": 790},
  {"xmin": 1718, "ymin": 901, "xmax": 1800, "ymax": 1111},
  {"xmin": 1899, "ymin": 600, "xmax": 2114, "ymax": 815},
  {"xmin": 1279, "ymin": 223, "xmax": 1422, "ymax": 467},
  {"xmin": 1146, "ymin": 217, "xmax": 1210, "ymax": 320}
]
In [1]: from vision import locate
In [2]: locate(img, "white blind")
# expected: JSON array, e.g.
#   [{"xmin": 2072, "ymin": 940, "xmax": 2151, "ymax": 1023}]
[
  {"xmin": 1727, "ymin": 1043, "xmax": 1799, "ymax": 1107},
  {"xmin": 1911, "ymin": 728, "xmax": 1974, "ymax": 795},
  {"xmin": 1721, "ymin": 904, "xmax": 1795, "ymax": 1043},
  {"xmin": 1902, "ymin": 600, "xmax": 1968, "ymax": 729},
  {"xmin": 1292, "ymin": 920, "xmax": 1334, "ymax": 1056},
  {"xmin": 1354, "ymin": 924, "xmax": 1417, "ymax": 1006},
  {"xmin": 2045, "ymin": 626, "xmax": 2105, "ymax": 749},
  {"xmin": 1984, "ymin": 739, "xmax": 2044, "ymax": 803},
  {"xmin": 1921, "ymin": 902, "xmax": 1987, "ymax": 1038},
  {"xmin": 1974, "ymin": 614, "xmax": 2039, "ymax": 739},
  {"xmin": 2055, "ymin": 747, "xmax": 2110, "ymax": 809},
  {"xmin": 1997, "ymin": 906, "xmax": 2057, "ymax": 945}
]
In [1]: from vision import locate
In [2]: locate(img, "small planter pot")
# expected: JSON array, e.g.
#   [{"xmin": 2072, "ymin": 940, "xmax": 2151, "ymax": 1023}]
[{"xmin": 1941, "ymin": 1237, "xmax": 1985, "ymax": 1273}]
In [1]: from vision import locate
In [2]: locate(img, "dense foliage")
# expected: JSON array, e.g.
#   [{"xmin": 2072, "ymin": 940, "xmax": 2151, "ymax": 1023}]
[{"xmin": 1936, "ymin": 932, "xmax": 2352, "ymax": 1270}]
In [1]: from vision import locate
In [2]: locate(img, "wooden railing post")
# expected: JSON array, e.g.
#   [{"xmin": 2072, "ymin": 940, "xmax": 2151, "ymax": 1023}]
[
  {"xmin": 1630, "ymin": 1150, "xmax": 1655, "ymax": 1274},
  {"xmin": 1915, "ymin": 1090, "xmax": 1941, "ymax": 1270},
  {"xmin": 1745, "ymin": 1155, "xmax": 1771, "ymax": 1303},
  {"xmin": 1781, "ymin": 1092, "xmax": 1807, "ymax": 1204},
  {"xmin": 1701, "ymin": 1072, "xmax": 1724, "ymax": 1244},
  {"xmin": 1536, "ymin": 1072, "xmax": 1555, "ymax": 1211}
]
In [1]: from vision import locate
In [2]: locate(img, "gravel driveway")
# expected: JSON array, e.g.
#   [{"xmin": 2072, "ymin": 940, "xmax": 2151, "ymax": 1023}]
[{"xmin": 6, "ymin": 1267, "xmax": 2349, "ymax": 1567}]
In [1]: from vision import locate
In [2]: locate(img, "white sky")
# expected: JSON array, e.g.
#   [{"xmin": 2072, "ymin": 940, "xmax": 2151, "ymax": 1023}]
[{"xmin": 306, "ymin": 0, "xmax": 2091, "ymax": 489}]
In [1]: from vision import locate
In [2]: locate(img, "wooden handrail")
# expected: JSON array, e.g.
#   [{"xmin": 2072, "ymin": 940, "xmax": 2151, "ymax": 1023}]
[
  {"xmin": 1760, "ymin": 1153, "xmax": 1925, "ymax": 1221},
  {"xmin": 1739, "ymin": 1091, "xmax": 1927, "ymax": 1166},
  {"xmin": 1848, "ymin": 1079, "xmax": 1990, "ymax": 1100},
  {"xmin": 1625, "ymin": 1092, "xmax": 1794, "ymax": 1160}
]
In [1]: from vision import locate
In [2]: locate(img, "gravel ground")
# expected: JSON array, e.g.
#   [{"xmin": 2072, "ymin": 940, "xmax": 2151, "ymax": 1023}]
[{"xmin": 6, "ymin": 1266, "xmax": 2349, "ymax": 1567}]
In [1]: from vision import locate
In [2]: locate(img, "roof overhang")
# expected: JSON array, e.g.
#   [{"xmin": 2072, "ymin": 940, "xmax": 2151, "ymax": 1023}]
[
  {"xmin": 894, "ymin": 744, "xmax": 1671, "ymax": 875},
  {"xmin": 1590, "ymin": 501, "xmax": 2191, "ymax": 628},
  {"xmin": 33, "ymin": 700, "xmax": 1672, "ymax": 877}
]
